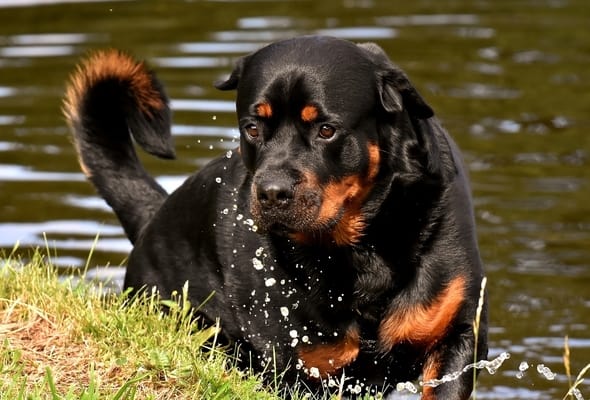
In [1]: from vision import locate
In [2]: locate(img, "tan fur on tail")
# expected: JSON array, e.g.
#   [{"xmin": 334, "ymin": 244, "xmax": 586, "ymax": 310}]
[
  {"xmin": 63, "ymin": 49, "xmax": 164, "ymax": 126},
  {"xmin": 63, "ymin": 50, "xmax": 166, "ymax": 178}
]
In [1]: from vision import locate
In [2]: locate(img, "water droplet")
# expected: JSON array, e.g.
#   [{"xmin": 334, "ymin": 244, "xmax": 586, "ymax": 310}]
[
  {"xmin": 516, "ymin": 361, "xmax": 529, "ymax": 380},
  {"xmin": 296, "ymin": 359, "xmax": 304, "ymax": 370},
  {"xmin": 571, "ymin": 388, "xmax": 584, "ymax": 400},
  {"xmin": 225, "ymin": 150, "xmax": 233, "ymax": 158},
  {"xmin": 396, "ymin": 381, "xmax": 418, "ymax": 394},
  {"xmin": 280, "ymin": 307, "xmax": 289, "ymax": 317},
  {"xmin": 265, "ymin": 277, "xmax": 276, "ymax": 287},
  {"xmin": 255, "ymin": 247, "xmax": 264, "ymax": 257},
  {"xmin": 348, "ymin": 384, "xmax": 362, "ymax": 394},
  {"xmin": 289, "ymin": 329, "xmax": 298, "ymax": 338},
  {"xmin": 252, "ymin": 257, "xmax": 264, "ymax": 270},
  {"xmin": 215, "ymin": 177, "xmax": 222, "ymax": 184},
  {"xmin": 309, "ymin": 367, "xmax": 320, "ymax": 379},
  {"xmin": 536, "ymin": 364, "xmax": 556, "ymax": 380}
]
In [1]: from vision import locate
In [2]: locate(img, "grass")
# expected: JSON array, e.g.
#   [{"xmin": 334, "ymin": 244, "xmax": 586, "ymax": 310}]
[
  {"xmin": 1, "ymin": 248, "xmax": 588, "ymax": 399},
  {"xmin": 563, "ymin": 336, "xmax": 590, "ymax": 400},
  {"xmin": 472, "ymin": 276, "xmax": 487, "ymax": 400},
  {"xmin": 0, "ymin": 249, "xmax": 284, "ymax": 400}
]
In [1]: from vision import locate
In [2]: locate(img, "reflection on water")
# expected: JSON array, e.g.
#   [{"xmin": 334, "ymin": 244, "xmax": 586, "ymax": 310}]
[{"xmin": 0, "ymin": 0, "xmax": 588, "ymax": 398}]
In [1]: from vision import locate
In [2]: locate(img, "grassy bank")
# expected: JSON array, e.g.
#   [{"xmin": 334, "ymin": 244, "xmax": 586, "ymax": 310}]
[
  {"xmin": 0, "ymin": 250, "xmax": 287, "ymax": 400},
  {"xmin": 2, "ymin": 249, "xmax": 588, "ymax": 399}
]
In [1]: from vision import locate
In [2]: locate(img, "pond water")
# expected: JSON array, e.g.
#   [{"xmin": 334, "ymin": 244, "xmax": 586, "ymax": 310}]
[{"xmin": 0, "ymin": 0, "xmax": 588, "ymax": 398}]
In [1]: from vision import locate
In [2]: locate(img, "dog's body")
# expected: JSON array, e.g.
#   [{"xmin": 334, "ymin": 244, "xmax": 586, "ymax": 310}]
[{"xmin": 64, "ymin": 36, "xmax": 487, "ymax": 399}]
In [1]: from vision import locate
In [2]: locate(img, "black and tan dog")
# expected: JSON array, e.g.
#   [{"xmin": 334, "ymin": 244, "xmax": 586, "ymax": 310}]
[{"xmin": 64, "ymin": 36, "xmax": 487, "ymax": 399}]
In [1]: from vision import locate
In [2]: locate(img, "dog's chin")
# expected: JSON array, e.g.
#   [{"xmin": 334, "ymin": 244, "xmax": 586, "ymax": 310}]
[
  {"xmin": 251, "ymin": 210, "xmax": 322, "ymax": 237},
  {"xmin": 252, "ymin": 211, "xmax": 341, "ymax": 243},
  {"xmin": 253, "ymin": 216, "xmax": 304, "ymax": 235}
]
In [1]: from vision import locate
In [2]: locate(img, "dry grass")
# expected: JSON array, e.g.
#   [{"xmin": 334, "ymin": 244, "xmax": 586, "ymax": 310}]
[{"xmin": 0, "ymin": 250, "xmax": 280, "ymax": 399}]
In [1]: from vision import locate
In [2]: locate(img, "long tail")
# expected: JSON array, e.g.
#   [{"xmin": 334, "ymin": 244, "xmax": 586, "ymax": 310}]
[{"xmin": 63, "ymin": 49, "xmax": 175, "ymax": 244}]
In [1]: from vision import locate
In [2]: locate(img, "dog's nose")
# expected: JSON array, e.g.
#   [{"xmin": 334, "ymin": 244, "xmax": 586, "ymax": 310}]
[{"xmin": 257, "ymin": 181, "xmax": 293, "ymax": 209}]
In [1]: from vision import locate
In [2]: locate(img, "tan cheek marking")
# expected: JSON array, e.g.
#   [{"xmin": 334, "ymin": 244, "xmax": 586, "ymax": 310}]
[
  {"xmin": 319, "ymin": 143, "xmax": 381, "ymax": 245},
  {"xmin": 317, "ymin": 175, "xmax": 363, "ymax": 222},
  {"xmin": 289, "ymin": 144, "xmax": 380, "ymax": 246},
  {"xmin": 301, "ymin": 105, "xmax": 319, "ymax": 122},
  {"xmin": 297, "ymin": 327, "xmax": 360, "ymax": 378},
  {"xmin": 256, "ymin": 103, "xmax": 272, "ymax": 118},
  {"xmin": 367, "ymin": 142, "xmax": 380, "ymax": 181},
  {"xmin": 378, "ymin": 276, "xmax": 466, "ymax": 352}
]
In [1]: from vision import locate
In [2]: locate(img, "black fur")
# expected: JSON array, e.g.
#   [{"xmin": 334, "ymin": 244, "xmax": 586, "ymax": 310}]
[{"xmin": 65, "ymin": 36, "xmax": 487, "ymax": 399}]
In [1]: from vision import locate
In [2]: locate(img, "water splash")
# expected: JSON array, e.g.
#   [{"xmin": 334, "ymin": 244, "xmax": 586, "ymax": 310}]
[
  {"xmin": 396, "ymin": 381, "xmax": 418, "ymax": 394},
  {"xmin": 421, "ymin": 352, "xmax": 511, "ymax": 388},
  {"xmin": 570, "ymin": 387, "xmax": 584, "ymax": 400},
  {"xmin": 280, "ymin": 306, "xmax": 289, "ymax": 318},
  {"xmin": 252, "ymin": 257, "xmax": 264, "ymax": 270},
  {"xmin": 516, "ymin": 361, "xmax": 529, "ymax": 379},
  {"xmin": 536, "ymin": 363, "xmax": 556, "ymax": 380}
]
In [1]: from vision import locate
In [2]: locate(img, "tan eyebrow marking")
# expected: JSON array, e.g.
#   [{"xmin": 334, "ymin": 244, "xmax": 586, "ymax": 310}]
[
  {"xmin": 301, "ymin": 105, "xmax": 319, "ymax": 122},
  {"xmin": 256, "ymin": 103, "xmax": 273, "ymax": 118}
]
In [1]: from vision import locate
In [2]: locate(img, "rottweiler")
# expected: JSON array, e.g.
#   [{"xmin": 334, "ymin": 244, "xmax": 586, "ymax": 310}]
[{"xmin": 64, "ymin": 35, "xmax": 488, "ymax": 399}]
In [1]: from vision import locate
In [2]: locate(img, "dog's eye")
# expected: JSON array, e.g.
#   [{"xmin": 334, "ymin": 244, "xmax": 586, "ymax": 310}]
[
  {"xmin": 318, "ymin": 124, "xmax": 336, "ymax": 140},
  {"xmin": 244, "ymin": 123, "xmax": 259, "ymax": 139}
]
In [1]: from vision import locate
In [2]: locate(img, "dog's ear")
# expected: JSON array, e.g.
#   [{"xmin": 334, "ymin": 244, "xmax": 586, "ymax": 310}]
[
  {"xmin": 214, "ymin": 56, "xmax": 247, "ymax": 91},
  {"xmin": 358, "ymin": 42, "xmax": 434, "ymax": 119}
]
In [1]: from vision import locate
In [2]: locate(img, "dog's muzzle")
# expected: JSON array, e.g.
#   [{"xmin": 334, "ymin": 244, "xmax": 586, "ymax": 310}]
[{"xmin": 250, "ymin": 170, "xmax": 320, "ymax": 234}]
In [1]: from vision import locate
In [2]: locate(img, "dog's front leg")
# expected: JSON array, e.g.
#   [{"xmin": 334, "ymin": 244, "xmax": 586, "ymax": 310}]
[{"xmin": 420, "ymin": 324, "xmax": 487, "ymax": 400}]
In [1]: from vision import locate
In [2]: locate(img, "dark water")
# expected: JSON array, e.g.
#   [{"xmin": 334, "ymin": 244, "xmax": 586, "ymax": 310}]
[{"xmin": 0, "ymin": 1, "xmax": 588, "ymax": 398}]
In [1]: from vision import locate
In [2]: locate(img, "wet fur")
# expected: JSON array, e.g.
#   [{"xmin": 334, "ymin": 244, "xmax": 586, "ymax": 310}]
[{"xmin": 64, "ymin": 36, "xmax": 487, "ymax": 399}]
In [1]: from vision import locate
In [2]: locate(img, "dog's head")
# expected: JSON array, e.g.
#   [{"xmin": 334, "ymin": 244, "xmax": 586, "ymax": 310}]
[{"xmin": 216, "ymin": 36, "xmax": 434, "ymax": 246}]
